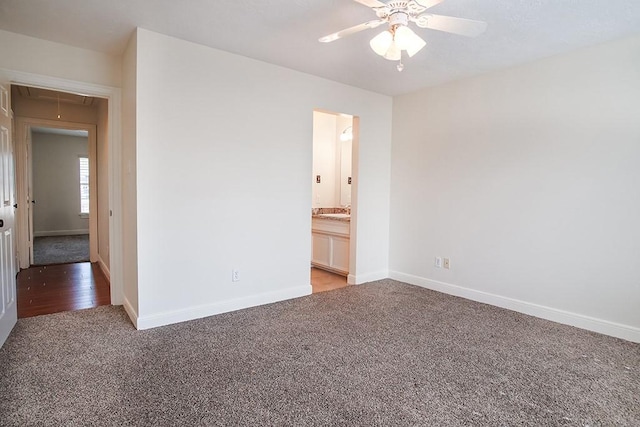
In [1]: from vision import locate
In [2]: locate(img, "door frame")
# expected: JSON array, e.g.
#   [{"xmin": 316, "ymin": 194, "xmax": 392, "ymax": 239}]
[
  {"xmin": 311, "ymin": 109, "xmax": 360, "ymax": 284},
  {"xmin": 2, "ymin": 68, "xmax": 123, "ymax": 305},
  {"xmin": 16, "ymin": 118, "xmax": 98, "ymax": 264}
]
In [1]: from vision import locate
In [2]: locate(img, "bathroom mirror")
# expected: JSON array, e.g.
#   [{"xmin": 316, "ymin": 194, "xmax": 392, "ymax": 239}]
[{"xmin": 312, "ymin": 111, "xmax": 353, "ymax": 209}]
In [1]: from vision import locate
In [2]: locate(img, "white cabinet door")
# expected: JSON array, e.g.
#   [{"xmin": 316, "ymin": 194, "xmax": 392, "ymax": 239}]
[
  {"xmin": 0, "ymin": 79, "xmax": 17, "ymax": 348},
  {"xmin": 311, "ymin": 232, "xmax": 331, "ymax": 267},
  {"xmin": 311, "ymin": 232, "xmax": 349, "ymax": 275},
  {"xmin": 331, "ymin": 235, "xmax": 350, "ymax": 273},
  {"xmin": 311, "ymin": 218, "xmax": 350, "ymax": 275}
]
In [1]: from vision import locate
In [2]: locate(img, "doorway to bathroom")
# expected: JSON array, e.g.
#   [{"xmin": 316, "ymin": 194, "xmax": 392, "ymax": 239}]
[{"xmin": 310, "ymin": 109, "xmax": 357, "ymax": 293}]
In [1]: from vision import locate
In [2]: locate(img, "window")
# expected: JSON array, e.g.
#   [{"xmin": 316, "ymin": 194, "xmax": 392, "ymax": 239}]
[{"xmin": 79, "ymin": 156, "xmax": 89, "ymax": 215}]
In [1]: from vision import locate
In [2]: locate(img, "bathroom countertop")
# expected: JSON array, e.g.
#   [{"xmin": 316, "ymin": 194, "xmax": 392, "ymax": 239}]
[{"xmin": 312, "ymin": 214, "xmax": 351, "ymax": 222}]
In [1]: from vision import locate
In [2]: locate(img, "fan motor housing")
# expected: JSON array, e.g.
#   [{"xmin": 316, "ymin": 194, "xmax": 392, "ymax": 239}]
[{"xmin": 388, "ymin": 11, "xmax": 409, "ymax": 27}]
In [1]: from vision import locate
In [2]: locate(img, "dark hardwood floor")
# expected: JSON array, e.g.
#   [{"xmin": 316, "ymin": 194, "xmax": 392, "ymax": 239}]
[
  {"xmin": 311, "ymin": 267, "xmax": 348, "ymax": 293},
  {"xmin": 17, "ymin": 262, "xmax": 111, "ymax": 318}
]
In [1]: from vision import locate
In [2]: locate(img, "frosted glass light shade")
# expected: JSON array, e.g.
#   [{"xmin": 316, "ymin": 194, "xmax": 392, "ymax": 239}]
[
  {"xmin": 406, "ymin": 36, "xmax": 426, "ymax": 57},
  {"xmin": 370, "ymin": 30, "xmax": 393, "ymax": 56},
  {"xmin": 383, "ymin": 42, "xmax": 401, "ymax": 61},
  {"xmin": 394, "ymin": 25, "xmax": 414, "ymax": 50},
  {"xmin": 395, "ymin": 25, "xmax": 427, "ymax": 57}
]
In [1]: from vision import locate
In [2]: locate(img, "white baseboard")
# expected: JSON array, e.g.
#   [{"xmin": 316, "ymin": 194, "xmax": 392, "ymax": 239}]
[
  {"xmin": 389, "ymin": 271, "xmax": 640, "ymax": 343},
  {"xmin": 122, "ymin": 296, "xmax": 138, "ymax": 329},
  {"xmin": 34, "ymin": 229, "xmax": 89, "ymax": 237},
  {"xmin": 351, "ymin": 270, "xmax": 389, "ymax": 285},
  {"xmin": 136, "ymin": 285, "xmax": 312, "ymax": 330},
  {"xmin": 97, "ymin": 255, "xmax": 110, "ymax": 281}
]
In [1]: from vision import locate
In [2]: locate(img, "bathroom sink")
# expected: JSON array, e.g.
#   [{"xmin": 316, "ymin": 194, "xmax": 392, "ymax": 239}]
[{"xmin": 317, "ymin": 213, "xmax": 350, "ymax": 219}]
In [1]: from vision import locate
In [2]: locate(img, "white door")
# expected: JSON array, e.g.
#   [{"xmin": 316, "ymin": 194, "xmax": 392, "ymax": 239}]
[{"xmin": 0, "ymin": 80, "xmax": 17, "ymax": 348}]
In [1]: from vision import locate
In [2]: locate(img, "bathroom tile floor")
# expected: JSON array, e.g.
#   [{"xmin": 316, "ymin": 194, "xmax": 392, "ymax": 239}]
[{"xmin": 311, "ymin": 267, "xmax": 348, "ymax": 293}]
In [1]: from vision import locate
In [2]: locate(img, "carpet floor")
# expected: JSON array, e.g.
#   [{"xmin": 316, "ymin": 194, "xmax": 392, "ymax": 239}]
[
  {"xmin": 33, "ymin": 235, "xmax": 90, "ymax": 265},
  {"xmin": 0, "ymin": 280, "xmax": 638, "ymax": 426}
]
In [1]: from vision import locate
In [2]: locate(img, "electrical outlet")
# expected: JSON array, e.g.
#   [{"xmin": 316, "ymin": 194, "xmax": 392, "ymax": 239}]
[
  {"xmin": 232, "ymin": 269, "xmax": 240, "ymax": 282},
  {"xmin": 443, "ymin": 258, "xmax": 450, "ymax": 270},
  {"xmin": 435, "ymin": 257, "xmax": 442, "ymax": 268}
]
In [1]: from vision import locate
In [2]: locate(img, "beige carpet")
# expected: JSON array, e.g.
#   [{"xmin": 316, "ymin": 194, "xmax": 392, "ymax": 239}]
[{"xmin": 0, "ymin": 280, "xmax": 638, "ymax": 426}]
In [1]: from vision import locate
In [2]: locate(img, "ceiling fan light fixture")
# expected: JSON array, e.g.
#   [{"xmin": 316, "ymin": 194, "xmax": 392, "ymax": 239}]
[
  {"xmin": 393, "ymin": 25, "xmax": 414, "ymax": 51},
  {"xmin": 320, "ymin": 0, "xmax": 488, "ymax": 72},
  {"xmin": 394, "ymin": 25, "xmax": 426, "ymax": 57},
  {"xmin": 406, "ymin": 35, "xmax": 427, "ymax": 57},
  {"xmin": 370, "ymin": 24, "xmax": 426, "ymax": 62},
  {"xmin": 369, "ymin": 30, "xmax": 393, "ymax": 56},
  {"xmin": 383, "ymin": 42, "xmax": 402, "ymax": 61}
]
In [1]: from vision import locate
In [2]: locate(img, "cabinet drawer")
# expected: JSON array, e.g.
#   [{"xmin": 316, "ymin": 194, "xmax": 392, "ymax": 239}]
[{"xmin": 311, "ymin": 218, "xmax": 350, "ymax": 236}]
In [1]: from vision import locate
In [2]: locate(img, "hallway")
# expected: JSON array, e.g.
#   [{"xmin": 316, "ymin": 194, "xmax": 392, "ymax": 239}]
[{"xmin": 17, "ymin": 262, "xmax": 110, "ymax": 318}]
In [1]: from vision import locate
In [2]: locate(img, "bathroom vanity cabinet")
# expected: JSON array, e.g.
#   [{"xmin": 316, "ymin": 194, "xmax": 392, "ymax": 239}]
[{"xmin": 311, "ymin": 217, "xmax": 350, "ymax": 276}]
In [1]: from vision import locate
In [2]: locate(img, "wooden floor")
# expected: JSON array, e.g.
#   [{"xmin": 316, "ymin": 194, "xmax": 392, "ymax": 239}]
[
  {"xmin": 16, "ymin": 264, "xmax": 338, "ymax": 318},
  {"xmin": 311, "ymin": 267, "xmax": 348, "ymax": 293},
  {"xmin": 17, "ymin": 262, "xmax": 111, "ymax": 318}
]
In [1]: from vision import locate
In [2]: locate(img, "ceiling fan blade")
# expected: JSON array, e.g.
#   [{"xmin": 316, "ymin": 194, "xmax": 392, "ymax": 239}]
[
  {"xmin": 352, "ymin": 0, "xmax": 387, "ymax": 8},
  {"xmin": 415, "ymin": 14, "xmax": 487, "ymax": 37},
  {"xmin": 413, "ymin": 0, "xmax": 446, "ymax": 10},
  {"xmin": 319, "ymin": 20, "xmax": 386, "ymax": 43}
]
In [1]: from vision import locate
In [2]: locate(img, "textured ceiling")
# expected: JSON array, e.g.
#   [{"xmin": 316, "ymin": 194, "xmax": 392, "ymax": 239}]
[{"xmin": 0, "ymin": 0, "xmax": 639, "ymax": 95}]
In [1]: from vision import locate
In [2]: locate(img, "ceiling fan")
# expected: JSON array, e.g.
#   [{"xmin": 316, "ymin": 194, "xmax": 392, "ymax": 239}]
[{"xmin": 319, "ymin": 0, "xmax": 487, "ymax": 71}]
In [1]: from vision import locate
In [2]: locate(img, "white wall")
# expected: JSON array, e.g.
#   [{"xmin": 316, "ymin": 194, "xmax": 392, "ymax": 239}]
[
  {"xmin": 390, "ymin": 34, "xmax": 640, "ymax": 342},
  {"xmin": 32, "ymin": 132, "xmax": 88, "ymax": 236},
  {"xmin": 312, "ymin": 111, "xmax": 337, "ymax": 208},
  {"xmin": 336, "ymin": 115, "xmax": 353, "ymax": 207},
  {"xmin": 121, "ymin": 31, "xmax": 139, "ymax": 319},
  {"xmin": 97, "ymin": 98, "xmax": 110, "ymax": 272},
  {"xmin": 131, "ymin": 28, "xmax": 392, "ymax": 328},
  {"xmin": 0, "ymin": 29, "xmax": 120, "ymax": 88}
]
